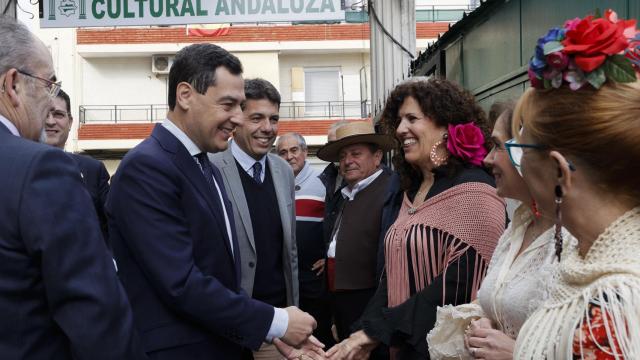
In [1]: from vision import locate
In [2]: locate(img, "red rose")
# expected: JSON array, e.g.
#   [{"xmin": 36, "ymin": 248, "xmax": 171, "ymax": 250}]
[
  {"xmin": 562, "ymin": 16, "xmax": 630, "ymax": 72},
  {"xmin": 446, "ymin": 123, "xmax": 487, "ymax": 166}
]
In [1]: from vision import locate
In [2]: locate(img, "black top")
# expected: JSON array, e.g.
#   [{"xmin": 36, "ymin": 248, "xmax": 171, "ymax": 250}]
[
  {"xmin": 356, "ymin": 166, "xmax": 498, "ymax": 360},
  {"xmin": 237, "ymin": 160, "xmax": 287, "ymax": 308}
]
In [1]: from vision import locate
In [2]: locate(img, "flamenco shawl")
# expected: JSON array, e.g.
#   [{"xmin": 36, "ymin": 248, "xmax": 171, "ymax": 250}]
[
  {"xmin": 385, "ymin": 182, "xmax": 505, "ymax": 307},
  {"xmin": 515, "ymin": 207, "xmax": 640, "ymax": 359}
]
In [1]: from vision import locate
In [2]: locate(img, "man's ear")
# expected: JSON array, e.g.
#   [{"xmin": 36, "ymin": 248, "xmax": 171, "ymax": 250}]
[
  {"xmin": 175, "ymin": 82, "xmax": 193, "ymax": 111},
  {"xmin": 3, "ymin": 69, "xmax": 22, "ymax": 108},
  {"xmin": 374, "ymin": 149, "xmax": 383, "ymax": 166},
  {"xmin": 550, "ymin": 150, "xmax": 573, "ymax": 196}
]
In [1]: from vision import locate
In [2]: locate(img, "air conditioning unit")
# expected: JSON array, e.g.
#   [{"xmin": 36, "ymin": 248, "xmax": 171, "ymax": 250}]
[{"xmin": 152, "ymin": 55, "xmax": 174, "ymax": 75}]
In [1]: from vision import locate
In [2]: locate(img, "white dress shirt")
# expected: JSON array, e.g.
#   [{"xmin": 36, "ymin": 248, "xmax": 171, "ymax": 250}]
[
  {"xmin": 230, "ymin": 140, "xmax": 267, "ymax": 182},
  {"xmin": 0, "ymin": 114, "xmax": 20, "ymax": 136},
  {"xmin": 327, "ymin": 168, "xmax": 383, "ymax": 258}
]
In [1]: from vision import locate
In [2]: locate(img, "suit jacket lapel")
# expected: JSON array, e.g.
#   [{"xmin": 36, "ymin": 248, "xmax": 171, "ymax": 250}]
[
  {"xmin": 153, "ymin": 125, "xmax": 235, "ymax": 260},
  {"xmin": 215, "ymin": 148, "xmax": 257, "ymax": 254}
]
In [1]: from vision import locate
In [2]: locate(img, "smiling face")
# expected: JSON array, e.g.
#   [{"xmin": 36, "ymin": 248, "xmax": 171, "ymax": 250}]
[
  {"xmin": 483, "ymin": 112, "xmax": 530, "ymax": 200},
  {"xmin": 182, "ymin": 66, "xmax": 245, "ymax": 153},
  {"xmin": 395, "ymin": 96, "xmax": 447, "ymax": 169},
  {"xmin": 44, "ymin": 96, "xmax": 72, "ymax": 148},
  {"xmin": 234, "ymin": 98, "xmax": 279, "ymax": 160},
  {"xmin": 339, "ymin": 143, "xmax": 382, "ymax": 186}
]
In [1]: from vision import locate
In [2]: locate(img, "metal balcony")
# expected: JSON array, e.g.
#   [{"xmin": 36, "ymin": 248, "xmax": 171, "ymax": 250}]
[{"xmin": 79, "ymin": 100, "xmax": 371, "ymax": 124}]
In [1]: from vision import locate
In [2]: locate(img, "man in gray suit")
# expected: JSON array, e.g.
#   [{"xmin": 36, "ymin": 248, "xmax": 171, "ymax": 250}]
[{"xmin": 210, "ymin": 78, "xmax": 298, "ymax": 360}]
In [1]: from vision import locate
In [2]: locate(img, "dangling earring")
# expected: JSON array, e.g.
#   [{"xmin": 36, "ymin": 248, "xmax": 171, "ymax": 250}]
[
  {"xmin": 430, "ymin": 133, "xmax": 449, "ymax": 167},
  {"xmin": 531, "ymin": 199, "xmax": 541, "ymax": 218},
  {"xmin": 554, "ymin": 185, "xmax": 563, "ymax": 261}
]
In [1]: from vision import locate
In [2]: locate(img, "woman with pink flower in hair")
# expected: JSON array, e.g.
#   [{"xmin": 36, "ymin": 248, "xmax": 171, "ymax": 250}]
[
  {"xmin": 325, "ymin": 78, "xmax": 506, "ymax": 360},
  {"xmin": 512, "ymin": 10, "xmax": 640, "ymax": 360}
]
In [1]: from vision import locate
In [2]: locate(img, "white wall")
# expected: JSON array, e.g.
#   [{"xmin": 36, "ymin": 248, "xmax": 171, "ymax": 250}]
[
  {"xmin": 278, "ymin": 53, "xmax": 369, "ymax": 102},
  {"xmin": 236, "ymin": 52, "xmax": 280, "ymax": 89}
]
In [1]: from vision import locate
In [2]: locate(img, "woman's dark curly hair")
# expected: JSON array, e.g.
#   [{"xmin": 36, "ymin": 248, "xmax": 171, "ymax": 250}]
[{"xmin": 380, "ymin": 78, "xmax": 491, "ymax": 191}]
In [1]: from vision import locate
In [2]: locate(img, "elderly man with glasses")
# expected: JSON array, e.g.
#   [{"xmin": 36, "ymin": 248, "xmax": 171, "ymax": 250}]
[{"xmin": 0, "ymin": 16, "xmax": 145, "ymax": 359}]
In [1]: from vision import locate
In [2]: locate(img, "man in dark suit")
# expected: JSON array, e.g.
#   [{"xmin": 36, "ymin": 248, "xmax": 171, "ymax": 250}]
[
  {"xmin": 107, "ymin": 43, "xmax": 318, "ymax": 359},
  {"xmin": 45, "ymin": 89, "xmax": 111, "ymax": 244},
  {"xmin": 0, "ymin": 16, "xmax": 145, "ymax": 359}
]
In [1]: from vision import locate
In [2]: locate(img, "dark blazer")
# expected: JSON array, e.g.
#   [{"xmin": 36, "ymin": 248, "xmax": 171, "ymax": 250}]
[
  {"xmin": 0, "ymin": 123, "xmax": 145, "ymax": 359},
  {"xmin": 107, "ymin": 124, "xmax": 274, "ymax": 359},
  {"xmin": 69, "ymin": 153, "xmax": 110, "ymax": 244}
]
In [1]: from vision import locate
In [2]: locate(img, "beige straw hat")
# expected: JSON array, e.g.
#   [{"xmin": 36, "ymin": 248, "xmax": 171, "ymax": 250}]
[{"xmin": 316, "ymin": 121, "xmax": 397, "ymax": 162}]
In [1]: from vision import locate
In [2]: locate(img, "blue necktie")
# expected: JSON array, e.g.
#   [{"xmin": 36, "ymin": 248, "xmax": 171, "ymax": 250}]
[
  {"xmin": 252, "ymin": 161, "xmax": 262, "ymax": 184},
  {"xmin": 195, "ymin": 152, "xmax": 223, "ymax": 199}
]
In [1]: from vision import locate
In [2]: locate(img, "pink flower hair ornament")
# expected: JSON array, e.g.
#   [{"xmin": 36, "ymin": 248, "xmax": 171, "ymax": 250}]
[
  {"xmin": 446, "ymin": 123, "xmax": 487, "ymax": 167},
  {"xmin": 528, "ymin": 9, "xmax": 639, "ymax": 90}
]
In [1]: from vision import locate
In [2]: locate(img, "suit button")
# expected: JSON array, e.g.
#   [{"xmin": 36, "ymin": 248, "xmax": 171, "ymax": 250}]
[{"xmin": 249, "ymin": 262, "xmax": 255, "ymax": 268}]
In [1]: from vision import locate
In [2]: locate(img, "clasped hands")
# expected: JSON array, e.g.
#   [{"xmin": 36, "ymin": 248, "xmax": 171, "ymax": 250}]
[
  {"xmin": 274, "ymin": 308, "xmax": 377, "ymax": 360},
  {"xmin": 464, "ymin": 317, "xmax": 516, "ymax": 360}
]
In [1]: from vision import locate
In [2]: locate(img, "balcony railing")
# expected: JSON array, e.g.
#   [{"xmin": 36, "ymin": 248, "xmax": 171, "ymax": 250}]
[{"xmin": 79, "ymin": 101, "xmax": 371, "ymax": 124}]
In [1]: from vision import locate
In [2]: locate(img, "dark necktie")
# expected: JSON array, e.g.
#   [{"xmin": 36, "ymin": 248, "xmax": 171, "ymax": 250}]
[
  {"xmin": 252, "ymin": 161, "xmax": 262, "ymax": 184},
  {"xmin": 195, "ymin": 152, "xmax": 221, "ymax": 197}
]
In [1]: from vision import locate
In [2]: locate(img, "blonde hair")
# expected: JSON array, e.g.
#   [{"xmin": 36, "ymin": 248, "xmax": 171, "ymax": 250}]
[{"xmin": 513, "ymin": 81, "xmax": 640, "ymax": 201}]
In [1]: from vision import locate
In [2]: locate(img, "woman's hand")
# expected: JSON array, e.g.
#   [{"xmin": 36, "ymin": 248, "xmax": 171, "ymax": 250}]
[
  {"xmin": 465, "ymin": 327, "xmax": 515, "ymax": 360},
  {"xmin": 274, "ymin": 335, "xmax": 328, "ymax": 360},
  {"xmin": 326, "ymin": 330, "xmax": 379, "ymax": 360}
]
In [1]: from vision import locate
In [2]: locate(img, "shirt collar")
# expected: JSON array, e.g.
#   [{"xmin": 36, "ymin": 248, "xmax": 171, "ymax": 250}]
[
  {"xmin": 230, "ymin": 139, "xmax": 267, "ymax": 173},
  {"xmin": 295, "ymin": 161, "xmax": 312, "ymax": 186},
  {"xmin": 162, "ymin": 118, "xmax": 201, "ymax": 156},
  {"xmin": 0, "ymin": 114, "xmax": 20, "ymax": 137},
  {"xmin": 342, "ymin": 168, "xmax": 383, "ymax": 201}
]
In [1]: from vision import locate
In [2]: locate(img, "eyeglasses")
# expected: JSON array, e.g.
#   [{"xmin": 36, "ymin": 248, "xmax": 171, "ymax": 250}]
[
  {"xmin": 505, "ymin": 139, "xmax": 577, "ymax": 171},
  {"xmin": 17, "ymin": 70, "xmax": 61, "ymax": 98},
  {"xmin": 504, "ymin": 139, "xmax": 545, "ymax": 168}
]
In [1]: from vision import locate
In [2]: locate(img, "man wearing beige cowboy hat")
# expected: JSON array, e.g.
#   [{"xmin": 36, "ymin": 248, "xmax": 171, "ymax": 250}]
[{"xmin": 316, "ymin": 121, "xmax": 396, "ymax": 343}]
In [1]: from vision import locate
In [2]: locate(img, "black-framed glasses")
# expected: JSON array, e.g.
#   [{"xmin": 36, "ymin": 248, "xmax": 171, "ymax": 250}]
[
  {"xmin": 505, "ymin": 139, "xmax": 577, "ymax": 171},
  {"xmin": 16, "ymin": 70, "xmax": 61, "ymax": 98}
]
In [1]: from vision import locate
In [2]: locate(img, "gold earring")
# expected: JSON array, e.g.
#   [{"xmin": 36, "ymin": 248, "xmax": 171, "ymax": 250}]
[{"xmin": 430, "ymin": 133, "xmax": 449, "ymax": 167}]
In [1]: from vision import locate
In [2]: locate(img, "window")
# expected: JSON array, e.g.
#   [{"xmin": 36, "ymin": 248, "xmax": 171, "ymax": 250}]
[{"xmin": 304, "ymin": 67, "xmax": 340, "ymax": 117}]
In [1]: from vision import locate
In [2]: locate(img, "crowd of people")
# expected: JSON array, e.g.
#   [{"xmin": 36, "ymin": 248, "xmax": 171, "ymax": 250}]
[{"xmin": 0, "ymin": 9, "xmax": 639, "ymax": 360}]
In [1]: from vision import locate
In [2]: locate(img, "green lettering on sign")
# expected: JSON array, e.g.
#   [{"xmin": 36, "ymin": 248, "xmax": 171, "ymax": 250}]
[
  {"xmin": 134, "ymin": 0, "xmax": 147, "ymax": 17},
  {"xmin": 248, "ymin": 0, "xmax": 259, "ymax": 14},
  {"xmin": 320, "ymin": 0, "xmax": 334, "ymax": 12},
  {"xmin": 262, "ymin": 0, "xmax": 275, "ymax": 14},
  {"xmin": 92, "ymin": 0, "xmax": 106, "ymax": 18},
  {"xmin": 290, "ymin": 0, "xmax": 303, "ymax": 13},
  {"xmin": 306, "ymin": 0, "xmax": 319, "ymax": 13},
  {"xmin": 231, "ymin": 0, "xmax": 244, "ymax": 15},
  {"xmin": 196, "ymin": 0, "xmax": 207, "ymax": 15},
  {"xmin": 107, "ymin": 0, "xmax": 120, "ymax": 18},
  {"xmin": 277, "ymin": 0, "xmax": 289, "ymax": 14},
  {"xmin": 216, "ymin": 0, "xmax": 230, "ymax": 15},
  {"xmin": 123, "ymin": 0, "xmax": 135, "ymax": 18},
  {"xmin": 166, "ymin": 0, "xmax": 179, "ymax": 16},
  {"xmin": 181, "ymin": 0, "xmax": 195, "ymax": 16},
  {"xmin": 150, "ymin": 0, "xmax": 163, "ymax": 17}
]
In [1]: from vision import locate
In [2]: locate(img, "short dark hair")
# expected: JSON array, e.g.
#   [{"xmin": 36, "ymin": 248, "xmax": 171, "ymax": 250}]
[
  {"xmin": 56, "ymin": 89, "xmax": 71, "ymax": 114},
  {"xmin": 243, "ymin": 78, "xmax": 281, "ymax": 108},
  {"xmin": 168, "ymin": 43, "xmax": 243, "ymax": 110}
]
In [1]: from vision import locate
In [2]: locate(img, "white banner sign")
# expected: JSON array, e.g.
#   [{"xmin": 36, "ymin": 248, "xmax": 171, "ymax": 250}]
[{"xmin": 41, "ymin": 0, "xmax": 345, "ymax": 28}]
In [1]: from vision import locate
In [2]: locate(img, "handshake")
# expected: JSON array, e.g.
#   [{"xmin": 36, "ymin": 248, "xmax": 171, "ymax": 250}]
[{"xmin": 274, "ymin": 307, "xmax": 378, "ymax": 360}]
